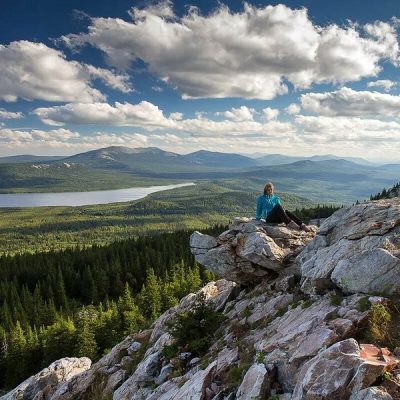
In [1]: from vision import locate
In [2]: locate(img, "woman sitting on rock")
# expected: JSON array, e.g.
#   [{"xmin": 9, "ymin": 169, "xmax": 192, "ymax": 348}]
[{"xmin": 256, "ymin": 182, "xmax": 310, "ymax": 231}]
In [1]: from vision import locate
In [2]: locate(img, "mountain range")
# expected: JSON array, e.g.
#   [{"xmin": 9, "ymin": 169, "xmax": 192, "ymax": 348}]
[
  {"xmin": 0, "ymin": 147, "xmax": 384, "ymax": 168},
  {"xmin": 0, "ymin": 146, "xmax": 399, "ymax": 203}
]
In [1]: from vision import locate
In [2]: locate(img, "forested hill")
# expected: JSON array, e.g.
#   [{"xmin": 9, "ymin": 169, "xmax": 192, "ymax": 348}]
[{"xmin": 0, "ymin": 228, "xmax": 220, "ymax": 390}]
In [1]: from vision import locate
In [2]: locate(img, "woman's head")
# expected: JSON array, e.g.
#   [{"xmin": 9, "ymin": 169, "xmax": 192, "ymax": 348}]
[{"xmin": 264, "ymin": 182, "xmax": 274, "ymax": 195}]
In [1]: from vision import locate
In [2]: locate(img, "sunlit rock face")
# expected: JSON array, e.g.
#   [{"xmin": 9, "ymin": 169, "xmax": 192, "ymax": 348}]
[
  {"xmin": 190, "ymin": 217, "xmax": 316, "ymax": 284},
  {"xmin": 299, "ymin": 198, "xmax": 400, "ymax": 296}
]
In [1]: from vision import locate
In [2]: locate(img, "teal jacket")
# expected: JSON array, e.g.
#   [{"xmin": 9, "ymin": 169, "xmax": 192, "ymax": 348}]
[{"xmin": 256, "ymin": 194, "xmax": 281, "ymax": 220}]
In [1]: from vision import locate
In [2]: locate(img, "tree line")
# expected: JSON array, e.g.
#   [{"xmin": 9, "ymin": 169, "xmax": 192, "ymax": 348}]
[
  {"xmin": 0, "ymin": 227, "xmax": 221, "ymax": 390},
  {"xmin": 370, "ymin": 182, "xmax": 400, "ymax": 200}
]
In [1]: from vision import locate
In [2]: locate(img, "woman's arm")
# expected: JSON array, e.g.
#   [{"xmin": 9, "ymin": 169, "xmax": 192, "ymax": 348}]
[{"xmin": 256, "ymin": 196, "xmax": 263, "ymax": 220}]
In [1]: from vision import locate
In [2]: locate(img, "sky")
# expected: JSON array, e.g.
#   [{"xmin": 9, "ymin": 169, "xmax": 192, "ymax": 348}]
[{"xmin": 1, "ymin": 0, "xmax": 400, "ymax": 161}]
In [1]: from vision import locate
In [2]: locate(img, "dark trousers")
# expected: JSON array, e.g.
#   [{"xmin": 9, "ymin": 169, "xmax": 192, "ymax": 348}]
[{"xmin": 265, "ymin": 204, "xmax": 303, "ymax": 225}]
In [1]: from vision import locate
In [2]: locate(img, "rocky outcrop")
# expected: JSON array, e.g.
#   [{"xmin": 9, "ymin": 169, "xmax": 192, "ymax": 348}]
[
  {"xmin": 190, "ymin": 217, "xmax": 316, "ymax": 283},
  {"xmin": 5, "ymin": 199, "xmax": 400, "ymax": 400},
  {"xmin": 299, "ymin": 199, "xmax": 400, "ymax": 296},
  {"xmin": 292, "ymin": 339, "xmax": 400, "ymax": 399},
  {"xmin": 0, "ymin": 358, "xmax": 91, "ymax": 400}
]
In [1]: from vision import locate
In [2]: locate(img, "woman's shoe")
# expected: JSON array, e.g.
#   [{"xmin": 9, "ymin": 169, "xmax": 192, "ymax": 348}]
[
  {"xmin": 300, "ymin": 223, "xmax": 311, "ymax": 232},
  {"xmin": 287, "ymin": 220, "xmax": 300, "ymax": 230}
]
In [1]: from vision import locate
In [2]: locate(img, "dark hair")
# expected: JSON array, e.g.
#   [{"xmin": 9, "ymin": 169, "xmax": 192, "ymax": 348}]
[{"xmin": 264, "ymin": 182, "xmax": 274, "ymax": 195}]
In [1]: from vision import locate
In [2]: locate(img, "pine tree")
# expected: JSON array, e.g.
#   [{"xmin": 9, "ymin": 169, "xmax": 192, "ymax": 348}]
[
  {"xmin": 118, "ymin": 283, "xmax": 145, "ymax": 335},
  {"xmin": 140, "ymin": 269, "xmax": 162, "ymax": 320},
  {"xmin": 5, "ymin": 321, "xmax": 27, "ymax": 387},
  {"xmin": 74, "ymin": 309, "xmax": 98, "ymax": 361}
]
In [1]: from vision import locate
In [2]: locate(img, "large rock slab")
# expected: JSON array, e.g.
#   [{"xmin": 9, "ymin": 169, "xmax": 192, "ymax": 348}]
[
  {"xmin": 236, "ymin": 363, "xmax": 270, "ymax": 399},
  {"xmin": 191, "ymin": 217, "xmax": 316, "ymax": 283},
  {"xmin": 299, "ymin": 199, "xmax": 400, "ymax": 295},
  {"xmin": 292, "ymin": 339, "xmax": 397, "ymax": 399},
  {"xmin": 351, "ymin": 387, "xmax": 393, "ymax": 400},
  {"xmin": 49, "ymin": 334, "xmax": 144, "ymax": 400},
  {"xmin": 251, "ymin": 293, "xmax": 370, "ymax": 391},
  {"xmin": 1, "ymin": 357, "xmax": 91, "ymax": 400}
]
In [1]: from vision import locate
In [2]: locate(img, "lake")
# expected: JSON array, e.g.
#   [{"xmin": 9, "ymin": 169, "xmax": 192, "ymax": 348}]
[{"xmin": 0, "ymin": 183, "xmax": 195, "ymax": 208}]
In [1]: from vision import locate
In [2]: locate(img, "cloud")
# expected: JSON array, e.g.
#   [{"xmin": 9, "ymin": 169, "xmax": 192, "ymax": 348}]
[
  {"xmin": 295, "ymin": 115, "xmax": 400, "ymax": 142},
  {"xmin": 0, "ymin": 41, "xmax": 132, "ymax": 102},
  {"xmin": 367, "ymin": 79, "xmax": 397, "ymax": 92},
  {"xmin": 83, "ymin": 64, "xmax": 133, "ymax": 93},
  {"xmin": 0, "ymin": 128, "xmax": 80, "ymax": 143},
  {"xmin": 301, "ymin": 87, "xmax": 400, "ymax": 117},
  {"xmin": 262, "ymin": 107, "xmax": 279, "ymax": 121},
  {"xmin": 0, "ymin": 108, "xmax": 23, "ymax": 120},
  {"xmin": 217, "ymin": 106, "xmax": 255, "ymax": 122},
  {"xmin": 286, "ymin": 103, "xmax": 301, "ymax": 115},
  {"xmin": 33, "ymin": 100, "xmax": 295, "ymax": 138},
  {"xmin": 0, "ymin": 128, "xmax": 147, "ymax": 155},
  {"xmin": 61, "ymin": 3, "xmax": 400, "ymax": 99},
  {"xmin": 33, "ymin": 101, "xmax": 175, "ymax": 129}
]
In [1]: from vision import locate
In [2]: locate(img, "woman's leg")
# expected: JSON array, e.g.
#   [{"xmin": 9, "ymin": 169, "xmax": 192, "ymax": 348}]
[
  {"xmin": 285, "ymin": 210, "xmax": 303, "ymax": 226},
  {"xmin": 266, "ymin": 204, "xmax": 291, "ymax": 224}
]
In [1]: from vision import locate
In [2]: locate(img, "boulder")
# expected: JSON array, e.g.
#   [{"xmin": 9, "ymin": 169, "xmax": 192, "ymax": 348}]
[
  {"xmin": 190, "ymin": 217, "xmax": 316, "ymax": 283},
  {"xmin": 172, "ymin": 361, "xmax": 217, "ymax": 400},
  {"xmin": 299, "ymin": 199, "xmax": 400, "ymax": 295},
  {"xmin": 236, "ymin": 363, "xmax": 270, "ymax": 400},
  {"xmin": 292, "ymin": 339, "xmax": 395, "ymax": 399},
  {"xmin": 0, "ymin": 357, "xmax": 91, "ymax": 400},
  {"xmin": 351, "ymin": 387, "xmax": 393, "ymax": 400},
  {"xmin": 49, "ymin": 335, "xmax": 142, "ymax": 399}
]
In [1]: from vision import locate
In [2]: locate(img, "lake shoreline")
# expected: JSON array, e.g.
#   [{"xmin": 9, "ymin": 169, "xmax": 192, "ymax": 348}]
[{"xmin": 0, "ymin": 183, "xmax": 195, "ymax": 208}]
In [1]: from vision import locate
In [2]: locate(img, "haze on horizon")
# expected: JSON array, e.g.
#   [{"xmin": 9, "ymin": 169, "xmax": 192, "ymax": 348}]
[{"xmin": 1, "ymin": 0, "xmax": 400, "ymax": 162}]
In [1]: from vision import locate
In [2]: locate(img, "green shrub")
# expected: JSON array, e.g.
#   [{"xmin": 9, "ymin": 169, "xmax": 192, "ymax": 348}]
[
  {"xmin": 330, "ymin": 293, "xmax": 343, "ymax": 306},
  {"xmin": 358, "ymin": 297, "xmax": 371, "ymax": 312},
  {"xmin": 241, "ymin": 307, "xmax": 252, "ymax": 318},
  {"xmin": 164, "ymin": 292, "xmax": 224, "ymax": 358},
  {"xmin": 276, "ymin": 305, "xmax": 289, "ymax": 317},
  {"xmin": 301, "ymin": 299, "xmax": 315, "ymax": 309},
  {"xmin": 256, "ymin": 351, "xmax": 265, "ymax": 363},
  {"xmin": 367, "ymin": 303, "xmax": 392, "ymax": 345},
  {"xmin": 227, "ymin": 363, "xmax": 251, "ymax": 387}
]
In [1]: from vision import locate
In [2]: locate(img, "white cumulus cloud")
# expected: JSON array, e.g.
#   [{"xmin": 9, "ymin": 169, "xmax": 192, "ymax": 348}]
[
  {"xmin": 0, "ymin": 108, "xmax": 23, "ymax": 120},
  {"xmin": 61, "ymin": 3, "xmax": 400, "ymax": 99},
  {"xmin": 218, "ymin": 106, "xmax": 255, "ymax": 122},
  {"xmin": 33, "ymin": 101, "xmax": 295, "ymax": 138},
  {"xmin": 0, "ymin": 41, "xmax": 132, "ymax": 102},
  {"xmin": 286, "ymin": 103, "xmax": 301, "ymax": 115},
  {"xmin": 296, "ymin": 115, "xmax": 400, "ymax": 142},
  {"xmin": 33, "ymin": 101, "xmax": 175, "ymax": 129},
  {"xmin": 367, "ymin": 79, "xmax": 397, "ymax": 92},
  {"xmin": 262, "ymin": 108, "xmax": 279, "ymax": 120},
  {"xmin": 301, "ymin": 87, "xmax": 400, "ymax": 117},
  {"xmin": 0, "ymin": 128, "xmax": 148, "ymax": 155}
]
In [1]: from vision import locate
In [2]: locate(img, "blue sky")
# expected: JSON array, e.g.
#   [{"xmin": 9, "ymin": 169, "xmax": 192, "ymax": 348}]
[{"xmin": 1, "ymin": 0, "xmax": 400, "ymax": 161}]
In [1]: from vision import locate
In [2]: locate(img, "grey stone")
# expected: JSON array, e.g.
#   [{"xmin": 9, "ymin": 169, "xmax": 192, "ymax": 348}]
[
  {"xmin": 127, "ymin": 342, "xmax": 142, "ymax": 355},
  {"xmin": 350, "ymin": 387, "xmax": 393, "ymax": 400},
  {"xmin": 299, "ymin": 198, "xmax": 400, "ymax": 295},
  {"xmin": 1, "ymin": 358, "xmax": 91, "ymax": 400},
  {"xmin": 331, "ymin": 248, "xmax": 400, "ymax": 295},
  {"xmin": 236, "ymin": 363, "xmax": 270, "ymax": 400},
  {"xmin": 155, "ymin": 363, "xmax": 173, "ymax": 386},
  {"xmin": 292, "ymin": 339, "xmax": 387, "ymax": 399},
  {"xmin": 191, "ymin": 218, "xmax": 316, "ymax": 284}
]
